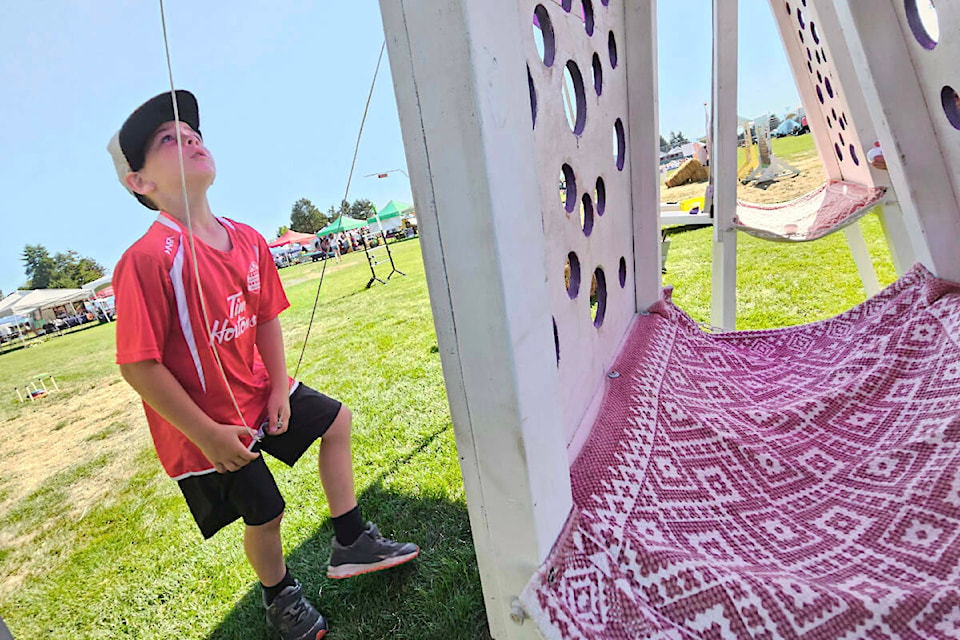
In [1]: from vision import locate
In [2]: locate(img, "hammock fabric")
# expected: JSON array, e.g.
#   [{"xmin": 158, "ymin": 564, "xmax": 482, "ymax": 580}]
[
  {"xmin": 734, "ymin": 181, "xmax": 886, "ymax": 242},
  {"xmin": 521, "ymin": 265, "xmax": 960, "ymax": 639}
]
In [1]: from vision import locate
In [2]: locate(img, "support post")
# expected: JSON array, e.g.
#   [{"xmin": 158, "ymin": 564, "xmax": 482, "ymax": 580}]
[
  {"xmin": 843, "ymin": 223, "xmax": 881, "ymax": 297},
  {"xmin": 711, "ymin": 0, "xmax": 738, "ymax": 330},
  {"xmin": 833, "ymin": 0, "xmax": 960, "ymax": 282},
  {"xmin": 380, "ymin": 2, "xmax": 572, "ymax": 637},
  {"xmin": 626, "ymin": 1, "xmax": 664, "ymax": 310},
  {"xmin": 875, "ymin": 203, "xmax": 915, "ymax": 276}
]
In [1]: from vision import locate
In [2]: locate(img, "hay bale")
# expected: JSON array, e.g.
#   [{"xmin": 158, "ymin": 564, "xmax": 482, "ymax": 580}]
[{"xmin": 665, "ymin": 159, "xmax": 708, "ymax": 187}]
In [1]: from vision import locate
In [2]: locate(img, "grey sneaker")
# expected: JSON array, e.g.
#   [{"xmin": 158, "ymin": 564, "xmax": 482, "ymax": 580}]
[
  {"xmin": 327, "ymin": 522, "xmax": 420, "ymax": 579},
  {"xmin": 264, "ymin": 580, "xmax": 328, "ymax": 640}
]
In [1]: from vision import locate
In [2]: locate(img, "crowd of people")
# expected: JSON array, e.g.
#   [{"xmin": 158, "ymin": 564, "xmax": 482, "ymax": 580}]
[{"xmin": 319, "ymin": 229, "xmax": 372, "ymax": 260}]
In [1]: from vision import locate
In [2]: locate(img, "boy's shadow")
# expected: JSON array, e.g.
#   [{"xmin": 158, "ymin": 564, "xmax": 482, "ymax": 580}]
[{"xmin": 205, "ymin": 430, "xmax": 492, "ymax": 640}]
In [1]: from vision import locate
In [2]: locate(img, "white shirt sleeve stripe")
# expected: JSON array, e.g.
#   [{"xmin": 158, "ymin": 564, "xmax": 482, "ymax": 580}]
[{"xmin": 169, "ymin": 242, "xmax": 207, "ymax": 393}]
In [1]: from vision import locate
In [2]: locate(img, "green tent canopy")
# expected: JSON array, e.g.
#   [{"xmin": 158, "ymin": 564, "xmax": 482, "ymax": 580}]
[
  {"xmin": 317, "ymin": 216, "xmax": 367, "ymax": 237},
  {"xmin": 367, "ymin": 200, "xmax": 414, "ymax": 225}
]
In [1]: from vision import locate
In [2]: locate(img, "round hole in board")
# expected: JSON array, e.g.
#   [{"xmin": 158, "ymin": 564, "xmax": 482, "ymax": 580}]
[
  {"xmin": 942, "ymin": 86, "xmax": 960, "ymax": 130},
  {"xmin": 613, "ymin": 118, "xmax": 626, "ymax": 170},
  {"xmin": 592, "ymin": 52, "xmax": 603, "ymax": 96},
  {"xmin": 532, "ymin": 5, "xmax": 556, "ymax": 67},
  {"xmin": 608, "ymin": 31, "xmax": 618, "ymax": 68},
  {"xmin": 553, "ymin": 317, "xmax": 560, "ymax": 365},
  {"xmin": 562, "ymin": 60, "xmax": 588, "ymax": 135},
  {"xmin": 580, "ymin": 193, "xmax": 595, "ymax": 236},
  {"xmin": 527, "ymin": 66, "xmax": 537, "ymax": 128},
  {"xmin": 590, "ymin": 267, "xmax": 607, "ymax": 327},
  {"xmin": 565, "ymin": 252, "xmax": 581, "ymax": 299},
  {"xmin": 595, "ymin": 176, "xmax": 606, "ymax": 215},
  {"xmin": 850, "ymin": 144, "xmax": 860, "ymax": 166},
  {"xmin": 582, "ymin": 0, "xmax": 595, "ymax": 36},
  {"xmin": 618, "ymin": 256, "xmax": 627, "ymax": 288},
  {"xmin": 904, "ymin": 0, "xmax": 940, "ymax": 50},
  {"xmin": 560, "ymin": 164, "xmax": 577, "ymax": 213}
]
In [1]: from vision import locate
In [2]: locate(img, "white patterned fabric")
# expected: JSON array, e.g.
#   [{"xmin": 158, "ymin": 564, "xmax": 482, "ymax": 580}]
[
  {"xmin": 522, "ymin": 264, "xmax": 960, "ymax": 639},
  {"xmin": 734, "ymin": 181, "xmax": 886, "ymax": 242}
]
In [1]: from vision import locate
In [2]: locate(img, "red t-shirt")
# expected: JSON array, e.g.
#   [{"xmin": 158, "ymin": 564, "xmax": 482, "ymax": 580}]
[{"xmin": 114, "ymin": 212, "xmax": 290, "ymax": 479}]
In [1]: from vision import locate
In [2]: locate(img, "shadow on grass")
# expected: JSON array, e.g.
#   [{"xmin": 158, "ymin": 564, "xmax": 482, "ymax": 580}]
[{"xmin": 205, "ymin": 427, "xmax": 492, "ymax": 640}]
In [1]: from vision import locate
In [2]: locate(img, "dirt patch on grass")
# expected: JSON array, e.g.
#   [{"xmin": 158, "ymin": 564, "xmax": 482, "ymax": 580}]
[
  {"xmin": 661, "ymin": 151, "xmax": 826, "ymax": 206},
  {"xmin": 0, "ymin": 376, "xmax": 153, "ymax": 597},
  {"xmin": 0, "ymin": 376, "xmax": 149, "ymax": 515}
]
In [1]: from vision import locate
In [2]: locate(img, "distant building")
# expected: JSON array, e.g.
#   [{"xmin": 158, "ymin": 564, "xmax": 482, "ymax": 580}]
[{"xmin": 663, "ymin": 146, "xmax": 684, "ymax": 163}]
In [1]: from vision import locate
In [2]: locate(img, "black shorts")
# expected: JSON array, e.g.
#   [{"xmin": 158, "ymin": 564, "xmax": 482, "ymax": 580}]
[{"xmin": 177, "ymin": 384, "xmax": 342, "ymax": 539}]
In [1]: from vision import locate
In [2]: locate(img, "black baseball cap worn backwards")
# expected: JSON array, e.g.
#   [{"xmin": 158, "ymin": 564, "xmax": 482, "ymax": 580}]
[{"xmin": 107, "ymin": 90, "xmax": 201, "ymax": 210}]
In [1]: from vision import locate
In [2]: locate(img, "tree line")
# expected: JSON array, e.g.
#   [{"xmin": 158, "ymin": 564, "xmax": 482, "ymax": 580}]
[
  {"xmin": 20, "ymin": 245, "xmax": 105, "ymax": 290},
  {"xmin": 279, "ymin": 197, "xmax": 377, "ymax": 237},
  {"xmin": 660, "ymin": 131, "xmax": 691, "ymax": 153},
  {"xmin": 14, "ymin": 197, "xmax": 378, "ymax": 292}
]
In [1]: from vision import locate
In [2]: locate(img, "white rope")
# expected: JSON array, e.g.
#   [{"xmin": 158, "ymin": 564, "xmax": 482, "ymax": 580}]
[
  {"xmin": 292, "ymin": 39, "xmax": 386, "ymax": 380},
  {"xmin": 158, "ymin": 0, "xmax": 252, "ymax": 437}
]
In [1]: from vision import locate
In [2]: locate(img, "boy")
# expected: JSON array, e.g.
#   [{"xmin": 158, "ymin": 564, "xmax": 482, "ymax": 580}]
[{"xmin": 108, "ymin": 90, "xmax": 418, "ymax": 640}]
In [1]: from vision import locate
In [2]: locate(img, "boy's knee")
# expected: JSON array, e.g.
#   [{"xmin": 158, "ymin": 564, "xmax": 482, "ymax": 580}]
[
  {"xmin": 338, "ymin": 404, "xmax": 352, "ymax": 426},
  {"xmin": 250, "ymin": 512, "xmax": 283, "ymax": 531},
  {"xmin": 328, "ymin": 404, "xmax": 352, "ymax": 439}
]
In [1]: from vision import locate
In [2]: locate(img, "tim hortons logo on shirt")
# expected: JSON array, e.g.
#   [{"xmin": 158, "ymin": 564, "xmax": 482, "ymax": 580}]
[
  {"xmin": 247, "ymin": 261, "xmax": 261, "ymax": 292},
  {"xmin": 210, "ymin": 291, "xmax": 257, "ymax": 345},
  {"xmin": 227, "ymin": 292, "xmax": 246, "ymax": 318}
]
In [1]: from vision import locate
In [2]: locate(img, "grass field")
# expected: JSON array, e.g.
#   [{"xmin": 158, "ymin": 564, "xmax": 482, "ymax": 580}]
[
  {"xmin": 737, "ymin": 132, "xmax": 817, "ymax": 166},
  {"xmin": 0, "ymin": 223, "xmax": 897, "ymax": 638}
]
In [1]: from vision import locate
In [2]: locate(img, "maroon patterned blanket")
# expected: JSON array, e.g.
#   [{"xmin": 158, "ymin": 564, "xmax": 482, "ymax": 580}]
[{"xmin": 522, "ymin": 265, "xmax": 960, "ymax": 639}]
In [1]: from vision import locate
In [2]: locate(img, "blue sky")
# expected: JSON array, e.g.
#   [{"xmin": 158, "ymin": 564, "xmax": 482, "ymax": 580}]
[{"xmin": 0, "ymin": 0, "xmax": 798, "ymax": 296}]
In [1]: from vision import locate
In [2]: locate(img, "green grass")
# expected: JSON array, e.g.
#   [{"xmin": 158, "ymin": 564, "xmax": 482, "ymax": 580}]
[
  {"xmin": 0, "ymin": 241, "xmax": 487, "ymax": 640},
  {"xmin": 0, "ymin": 229, "xmax": 898, "ymax": 638},
  {"xmin": 663, "ymin": 213, "xmax": 897, "ymax": 328},
  {"xmin": 737, "ymin": 131, "xmax": 817, "ymax": 166},
  {"xmin": 0, "ymin": 454, "xmax": 113, "ymax": 536},
  {"xmin": 83, "ymin": 421, "xmax": 132, "ymax": 442},
  {"xmin": 0, "ymin": 322, "xmax": 122, "ymax": 424}
]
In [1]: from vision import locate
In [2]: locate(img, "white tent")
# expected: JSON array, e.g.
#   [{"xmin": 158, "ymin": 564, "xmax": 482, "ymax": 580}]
[
  {"xmin": 81, "ymin": 273, "xmax": 112, "ymax": 295},
  {"xmin": 0, "ymin": 289, "xmax": 90, "ymax": 316},
  {"xmin": 0, "ymin": 292, "xmax": 30, "ymax": 317}
]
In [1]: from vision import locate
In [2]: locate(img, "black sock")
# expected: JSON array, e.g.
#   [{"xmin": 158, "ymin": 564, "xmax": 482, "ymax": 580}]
[
  {"xmin": 262, "ymin": 568, "xmax": 295, "ymax": 606},
  {"xmin": 332, "ymin": 505, "xmax": 365, "ymax": 546}
]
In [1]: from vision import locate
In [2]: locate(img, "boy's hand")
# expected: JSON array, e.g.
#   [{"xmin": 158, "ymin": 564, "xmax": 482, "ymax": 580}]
[
  {"xmin": 197, "ymin": 424, "xmax": 261, "ymax": 473},
  {"xmin": 264, "ymin": 388, "xmax": 292, "ymax": 436}
]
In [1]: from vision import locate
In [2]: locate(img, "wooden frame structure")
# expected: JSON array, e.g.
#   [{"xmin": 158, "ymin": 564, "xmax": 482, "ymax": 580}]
[{"xmin": 379, "ymin": 1, "xmax": 959, "ymax": 637}]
